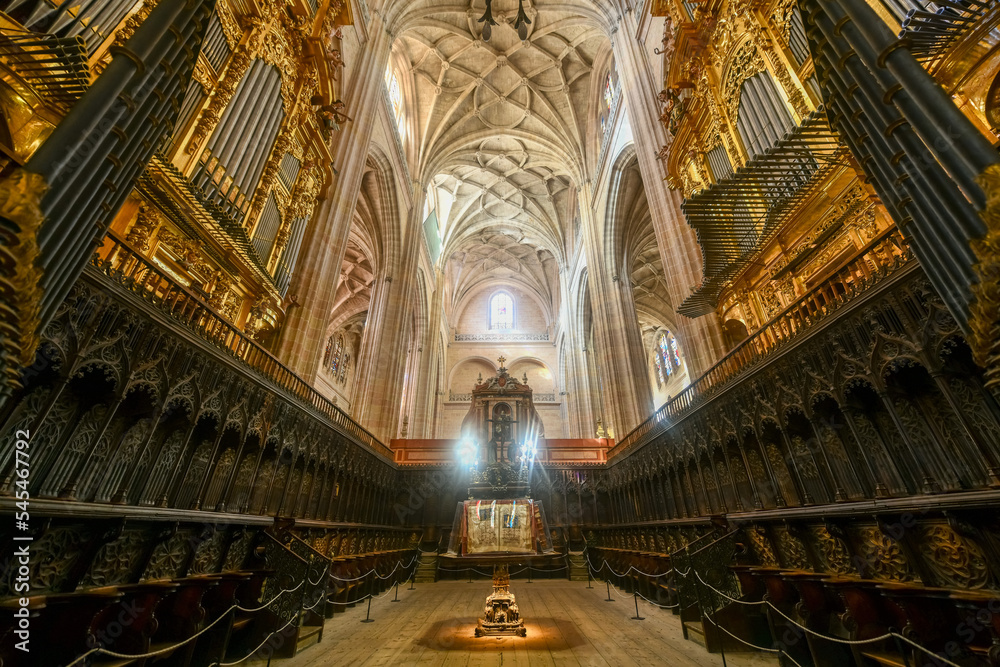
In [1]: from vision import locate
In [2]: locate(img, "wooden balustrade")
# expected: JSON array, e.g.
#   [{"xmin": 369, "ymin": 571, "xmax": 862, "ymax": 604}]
[
  {"xmin": 94, "ymin": 231, "xmax": 392, "ymax": 461},
  {"xmin": 614, "ymin": 226, "xmax": 913, "ymax": 458}
]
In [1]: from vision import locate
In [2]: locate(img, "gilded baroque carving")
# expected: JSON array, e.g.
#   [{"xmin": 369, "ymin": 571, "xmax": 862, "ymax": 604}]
[
  {"xmin": 215, "ymin": 0, "xmax": 241, "ymax": 48},
  {"xmin": 723, "ymin": 42, "xmax": 767, "ymax": 120},
  {"xmin": 0, "ymin": 170, "xmax": 46, "ymax": 372},
  {"xmin": 126, "ymin": 203, "xmax": 162, "ymax": 252},
  {"xmin": 748, "ymin": 23, "xmax": 810, "ymax": 117},
  {"xmin": 156, "ymin": 227, "xmax": 212, "ymax": 276}
]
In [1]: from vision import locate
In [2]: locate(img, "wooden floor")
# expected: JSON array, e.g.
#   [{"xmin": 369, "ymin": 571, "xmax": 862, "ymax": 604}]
[{"xmin": 257, "ymin": 580, "xmax": 779, "ymax": 667}]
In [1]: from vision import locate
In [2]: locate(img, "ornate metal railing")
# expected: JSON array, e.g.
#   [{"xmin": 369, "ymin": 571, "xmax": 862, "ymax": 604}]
[
  {"xmin": 94, "ymin": 231, "xmax": 392, "ymax": 460},
  {"xmin": 613, "ymin": 226, "xmax": 913, "ymax": 458}
]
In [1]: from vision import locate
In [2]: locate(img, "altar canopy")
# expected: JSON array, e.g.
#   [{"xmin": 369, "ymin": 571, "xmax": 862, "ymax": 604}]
[{"xmin": 459, "ymin": 355, "xmax": 545, "ymax": 465}]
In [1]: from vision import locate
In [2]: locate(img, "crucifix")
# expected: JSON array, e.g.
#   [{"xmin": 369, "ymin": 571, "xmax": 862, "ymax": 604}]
[{"xmin": 486, "ymin": 403, "xmax": 516, "ymax": 463}]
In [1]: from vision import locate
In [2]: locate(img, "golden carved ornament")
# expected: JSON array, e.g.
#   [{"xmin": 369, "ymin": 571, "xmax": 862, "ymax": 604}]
[
  {"xmin": 260, "ymin": 30, "xmax": 298, "ymax": 116},
  {"xmin": 776, "ymin": 527, "xmax": 810, "ymax": 570},
  {"xmin": 115, "ymin": 0, "xmax": 159, "ymax": 46},
  {"xmin": 853, "ymin": 526, "xmax": 913, "ymax": 582},
  {"xmin": 191, "ymin": 63, "xmax": 214, "ymax": 93},
  {"xmin": 125, "ymin": 203, "xmax": 162, "ymax": 252},
  {"xmin": 187, "ymin": 12, "xmax": 274, "ymax": 154},
  {"xmin": 969, "ymin": 163, "xmax": 1000, "ymax": 387},
  {"xmin": 0, "ymin": 170, "xmax": 47, "ymax": 370},
  {"xmin": 156, "ymin": 227, "xmax": 211, "ymax": 276},
  {"xmin": 770, "ymin": 0, "xmax": 798, "ymax": 46},
  {"xmin": 206, "ymin": 270, "xmax": 240, "ymax": 321},
  {"xmin": 723, "ymin": 41, "xmax": 767, "ymax": 120},
  {"xmin": 215, "ymin": 0, "xmax": 241, "ymax": 48},
  {"xmin": 187, "ymin": 48, "xmax": 254, "ymax": 153},
  {"xmin": 748, "ymin": 525, "xmax": 778, "ymax": 565},
  {"xmin": 810, "ymin": 525, "xmax": 854, "ymax": 575},
  {"xmin": 917, "ymin": 524, "xmax": 991, "ymax": 589},
  {"xmin": 245, "ymin": 129, "xmax": 296, "ymax": 227},
  {"xmin": 748, "ymin": 23, "xmax": 810, "ymax": 117}
]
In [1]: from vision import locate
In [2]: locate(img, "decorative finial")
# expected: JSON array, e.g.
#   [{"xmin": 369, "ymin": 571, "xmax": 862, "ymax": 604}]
[{"xmin": 498, "ymin": 355, "xmax": 507, "ymax": 367}]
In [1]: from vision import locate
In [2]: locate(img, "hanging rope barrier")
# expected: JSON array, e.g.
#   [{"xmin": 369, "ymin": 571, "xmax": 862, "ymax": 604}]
[
  {"xmin": 436, "ymin": 566, "xmax": 497, "ymax": 577},
  {"xmin": 234, "ymin": 579, "xmax": 306, "ymax": 614},
  {"xmin": 65, "ymin": 576, "xmax": 309, "ymax": 667},
  {"xmin": 308, "ymin": 567, "xmax": 329, "ymax": 587},
  {"xmin": 601, "ymin": 578, "xmax": 680, "ymax": 610},
  {"xmin": 214, "ymin": 615, "xmax": 299, "ymax": 666},
  {"xmin": 64, "ymin": 552, "xmax": 419, "ymax": 667},
  {"xmin": 684, "ymin": 567, "xmax": 963, "ymax": 667},
  {"xmin": 703, "ymin": 611, "xmax": 810, "ymax": 667},
  {"xmin": 329, "ymin": 554, "xmax": 418, "ymax": 581},
  {"xmin": 327, "ymin": 581, "xmax": 402, "ymax": 606},
  {"xmin": 692, "ymin": 570, "xmax": 766, "ymax": 606},
  {"xmin": 585, "ymin": 554, "xmax": 673, "ymax": 579},
  {"xmin": 437, "ymin": 564, "xmax": 570, "ymax": 577},
  {"xmin": 588, "ymin": 556, "xmax": 963, "ymax": 667}
]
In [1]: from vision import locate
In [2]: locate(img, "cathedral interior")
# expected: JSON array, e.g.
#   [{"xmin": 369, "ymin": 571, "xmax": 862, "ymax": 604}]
[{"xmin": 0, "ymin": 0, "xmax": 999, "ymax": 665}]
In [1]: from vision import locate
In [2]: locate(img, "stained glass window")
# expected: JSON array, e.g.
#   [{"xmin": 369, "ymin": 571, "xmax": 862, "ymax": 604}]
[
  {"xmin": 327, "ymin": 334, "xmax": 343, "ymax": 375},
  {"xmin": 659, "ymin": 333, "xmax": 673, "ymax": 376},
  {"xmin": 490, "ymin": 292, "xmax": 514, "ymax": 330},
  {"xmin": 603, "ymin": 73, "xmax": 613, "ymax": 112},
  {"xmin": 670, "ymin": 335, "xmax": 682, "ymax": 367},
  {"xmin": 339, "ymin": 353, "xmax": 350, "ymax": 384},
  {"xmin": 655, "ymin": 331, "xmax": 683, "ymax": 385},
  {"xmin": 386, "ymin": 67, "xmax": 403, "ymax": 132}
]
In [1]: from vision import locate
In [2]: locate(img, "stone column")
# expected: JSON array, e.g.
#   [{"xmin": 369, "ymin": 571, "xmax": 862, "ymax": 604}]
[
  {"xmin": 277, "ymin": 18, "xmax": 394, "ymax": 380},
  {"xmin": 610, "ymin": 11, "xmax": 725, "ymax": 377},
  {"xmin": 578, "ymin": 181, "xmax": 651, "ymax": 436},
  {"xmin": 351, "ymin": 202, "xmax": 422, "ymax": 441},
  {"xmin": 410, "ymin": 267, "xmax": 445, "ymax": 438}
]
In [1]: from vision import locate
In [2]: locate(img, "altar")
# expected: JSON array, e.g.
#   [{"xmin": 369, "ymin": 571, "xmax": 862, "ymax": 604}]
[{"xmin": 445, "ymin": 356, "xmax": 554, "ymax": 558}]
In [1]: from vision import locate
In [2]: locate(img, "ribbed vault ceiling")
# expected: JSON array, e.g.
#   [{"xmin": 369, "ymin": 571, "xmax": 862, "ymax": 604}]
[{"xmin": 390, "ymin": 0, "xmax": 611, "ymax": 317}]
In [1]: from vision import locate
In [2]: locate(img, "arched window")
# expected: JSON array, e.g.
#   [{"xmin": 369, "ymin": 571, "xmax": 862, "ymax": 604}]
[
  {"xmin": 324, "ymin": 334, "xmax": 344, "ymax": 375},
  {"xmin": 339, "ymin": 352, "xmax": 350, "ymax": 384},
  {"xmin": 599, "ymin": 67, "xmax": 617, "ymax": 137},
  {"xmin": 654, "ymin": 331, "xmax": 683, "ymax": 384},
  {"xmin": 489, "ymin": 292, "xmax": 514, "ymax": 330},
  {"xmin": 386, "ymin": 67, "xmax": 404, "ymax": 133}
]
